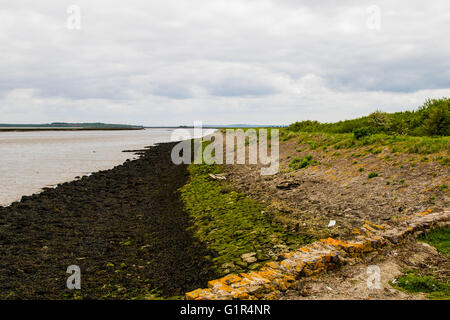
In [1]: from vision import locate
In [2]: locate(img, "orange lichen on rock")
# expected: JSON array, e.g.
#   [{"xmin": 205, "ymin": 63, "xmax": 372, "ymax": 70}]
[
  {"xmin": 364, "ymin": 220, "xmax": 386, "ymax": 230},
  {"xmin": 319, "ymin": 238, "xmax": 370, "ymax": 255}
]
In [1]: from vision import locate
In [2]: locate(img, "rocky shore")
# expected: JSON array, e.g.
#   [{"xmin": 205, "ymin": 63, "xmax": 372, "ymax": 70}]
[{"xmin": 0, "ymin": 142, "xmax": 216, "ymax": 299}]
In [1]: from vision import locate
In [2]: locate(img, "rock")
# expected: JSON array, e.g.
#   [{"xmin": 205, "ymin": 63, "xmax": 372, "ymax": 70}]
[
  {"xmin": 256, "ymin": 252, "xmax": 269, "ymax": 261},
  {"xmin": 276, "ymin": 181, "xmax": 300, "ymax": 190},
  {"xmin": 328, "ymin": 220, "xmax": 336, "ymax": 227},
  {"xmin": 221, "ymin": 262, "xmax": 235, "ymax": 269},
  {"xmin": 208, "ymin": 174, "xmax": 226, "ymax": 180},
  {"xmin": 248, "ymin": 262, "xmax": 263, "ymax": 270},
  {"xmin": 420, "ymin": 242, "xmax": 438, "ymax": 254},
  {"xmin": 241, "ymin": 252, "xmax": 257, "ymax": 263},
  {"xmin": 235, "ymin": 260, "xmax": 248, "ymax": 268},
  {"xmin": 384, "ymin": 230, "xmax": 401, "ymax": 244}
]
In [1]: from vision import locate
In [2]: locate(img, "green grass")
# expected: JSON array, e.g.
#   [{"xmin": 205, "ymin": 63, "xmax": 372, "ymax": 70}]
[
  {"xmin": 419, "ymin": 227, "xmax": 450, "ymax": 258},
  {"xmin": 368, "ymin": 172, "xmax": 379, "ymax": 179},
  {"xmin": 179, "ymin": 163, "xmax": 314, "ymax": 276},
  {"xmin": 287, "ymin": 98, "xmax": 449, "ymax": 136},
  {"xmin": 392, "ymin": 228, "xmax": 450, "ymax": 300},
  {"xmin": 280, "ymin": 131, "xmax": 449, "ymax": 156},
  {"xmin": 289, "ymin": 154, "xmax": 317, "ymax": 170},
  {"xmin": 391, "ymin": 270, "xmax": 450, "ymax": 300}
]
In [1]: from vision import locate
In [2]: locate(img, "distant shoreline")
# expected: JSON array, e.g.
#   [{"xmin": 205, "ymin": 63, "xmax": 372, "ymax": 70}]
[{"xmin": 0, "ymin": 127, "xmax": 145, "ymax": 132}]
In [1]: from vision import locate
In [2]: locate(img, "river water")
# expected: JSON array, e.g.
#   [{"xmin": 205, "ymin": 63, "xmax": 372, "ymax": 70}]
[{"xmin": 0, "ymin": 128, "xmax": 215, "ymax": 206}]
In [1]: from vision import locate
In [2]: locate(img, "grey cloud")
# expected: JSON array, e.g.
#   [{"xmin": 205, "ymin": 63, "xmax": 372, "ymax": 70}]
[{"xmin": 0, "ymin": 0, "xmax": 450, "ymax": 124}]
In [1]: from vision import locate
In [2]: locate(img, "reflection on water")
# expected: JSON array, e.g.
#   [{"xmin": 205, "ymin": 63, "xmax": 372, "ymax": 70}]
[{"xmin": 0, "ymin": 128, "xmax": 215, "ymax": 206}]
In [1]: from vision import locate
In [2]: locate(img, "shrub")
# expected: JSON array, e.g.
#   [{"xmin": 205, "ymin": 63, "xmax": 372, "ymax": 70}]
[
  {"xmin": 422, "ymin": 98, "xmax": 450, "ymax": 136},
  {"xmin": 289, "ymin": 155, "xmax": 315, "ymax": 170},
  {"xmin": 286, "ymin": 97, "xmax": 450, "ymax": 137},
  {"xmin": 368, "ymin": 172, "xmax": 378, "ymax": 179},
  {"xmin": 368, "ymin": 110, "xmax": 392, "ymax": 132},
  {"xmin": 353, "ymin": 127, "xmax": 371, "ymax": 140}
]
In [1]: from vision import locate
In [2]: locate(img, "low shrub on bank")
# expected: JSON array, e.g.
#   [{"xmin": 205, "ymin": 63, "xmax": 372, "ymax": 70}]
[
  {"xmin": 281, "ymin": 131, "xmax": 449, "ymax": 156},
  {"xmin": 289, "ymin": 155, "xmax": 317, "ymax": 170},
  {"xmin": 287, "ymin": 97, "xmax": 449, "ymax": 137}
]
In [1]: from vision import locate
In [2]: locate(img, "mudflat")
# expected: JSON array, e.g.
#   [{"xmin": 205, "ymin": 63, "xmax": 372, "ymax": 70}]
[{"xmin": 0, "ymin": 142, "xmax": 215, "ymax": 299}]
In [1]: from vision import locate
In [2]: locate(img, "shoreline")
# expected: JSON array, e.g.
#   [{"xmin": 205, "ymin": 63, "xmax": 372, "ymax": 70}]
[
  {"xmin": 0, "ymin": 128, "xmax": 144, "ymax": 132},
  {"xmin": 0, "ymin": 129, "xmax": 200, "ymax": 207},
  {"xmin": 0, "ymin": 141, "xmax": 216, "ymax": 299}
]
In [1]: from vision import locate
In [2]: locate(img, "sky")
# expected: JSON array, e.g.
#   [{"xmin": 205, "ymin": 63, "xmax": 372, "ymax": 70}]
[{"xmin": 1, "ymin": 0, "xmax": 450, "ymax": 126}]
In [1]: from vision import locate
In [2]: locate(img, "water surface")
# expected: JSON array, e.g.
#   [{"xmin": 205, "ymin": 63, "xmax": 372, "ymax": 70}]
[{"xmin": 0, "ymin": 128, "xmax": 214, "ymax": 206}]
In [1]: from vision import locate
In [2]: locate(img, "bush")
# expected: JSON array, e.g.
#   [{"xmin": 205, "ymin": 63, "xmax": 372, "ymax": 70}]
[
  {"xmin": 353, "ymin": 127, "xmax": 371, "ymax": 140},
  {"xmin": 289, "ymin": 155, "xmax": 315, "ymax": 170},
  {"xmin": 368, "ymin": 172, "xmax": 378, "ymax": 179},
  {"xmin": 422, "ymin": 98, "xmax": 450, "ymax": 136},
  {"xmin": 286, "ymin": 97, "xmax": 450, "ymax": 137},
  {"xmin": 368, "ymin": 110, "xmax": 392, "ymax": 132}
]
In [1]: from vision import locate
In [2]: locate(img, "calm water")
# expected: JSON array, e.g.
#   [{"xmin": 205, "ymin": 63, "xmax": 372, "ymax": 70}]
[{"xmin": 0, "ymin": 128, "xmax": 215, "ymax": 206}]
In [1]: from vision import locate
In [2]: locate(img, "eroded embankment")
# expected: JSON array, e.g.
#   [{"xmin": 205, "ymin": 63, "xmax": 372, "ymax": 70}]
[
  {"xmin": 183, "ymin": 130, "xmax": 449, "ymax": 300},
  {"xmin": 186, "ymin": 210, "xmax": 449, "ymax": 300},
  {"xmin": 0, "ymin": 142, "xmax": 216, "ymax": 299},
  {"xmin": 178, "ymin": 163, "xmax": 315, "ymax": 278}
]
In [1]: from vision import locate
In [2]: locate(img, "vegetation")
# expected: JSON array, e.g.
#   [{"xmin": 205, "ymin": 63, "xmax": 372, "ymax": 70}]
[
  {"xmin": 368, "ymin": 172, "xmax": 379, "ymax": 179},
  {"xmin": 419, "ymin": 227, "xmax": 450, "ymax": 258},
  {"xmin": 391, "ymin": 270, "xmax": 450, "ymax": 300},
  {"xmin": 287, "ymin": 98, "xmax": 449, "ymax": 137},
  {"xmin": 289, "ymin": 155, "xmax": 317, "ymax": 170},
  {"xmin": 392, "ymin": 228, "xmax": 449, "ymax": 300},
  {"xmin": 280, "ymin": 131, "xmax": 449, "ymax": 156},
  {"xmin": 179, "ymin": 163, "xmax": 314, "ymax": 276},
  {"xmin": 223, "ymin": 99, "xmax": 449, "ymax": 157}
]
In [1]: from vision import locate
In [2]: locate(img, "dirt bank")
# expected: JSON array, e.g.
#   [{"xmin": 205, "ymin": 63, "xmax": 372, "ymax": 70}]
[
  {"xmin": 281, "ymin": 238, "xmax": 449, "ymax": 300},
  {"xmin": 0, "ymin": 142, "xmax": 216, "ymax": 299},
  {"xmin": 224, "ymin": 134, "xmax": 449, "ymax": 240}
]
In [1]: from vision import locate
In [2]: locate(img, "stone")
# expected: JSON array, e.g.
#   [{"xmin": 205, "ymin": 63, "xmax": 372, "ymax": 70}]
[
  {"xmin": 221, "ymin": 262, "xmax": 235, "ymax": 269},
  {"xmin": 208, "ymin": 174, "xmax": 226, "ymax": 180},
  {"xmin": 241, "ymin": 252, "xmax": 257, "ymax": 263}
]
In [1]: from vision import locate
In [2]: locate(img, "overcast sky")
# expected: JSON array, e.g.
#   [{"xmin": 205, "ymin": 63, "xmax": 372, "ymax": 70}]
[{"xmin": 1, "ymin": 0, "xmax": 450, "ymax": 125}]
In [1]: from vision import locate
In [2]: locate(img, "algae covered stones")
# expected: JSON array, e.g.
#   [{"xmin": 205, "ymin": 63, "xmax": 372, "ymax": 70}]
[{"xmin": 241, "ymin": 252, "xmax": 257, "ymax": 264}]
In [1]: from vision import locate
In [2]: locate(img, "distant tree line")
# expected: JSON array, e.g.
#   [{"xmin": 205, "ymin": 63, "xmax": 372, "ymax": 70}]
[{"xmin": 288, "ymin": 98, "xmax": 450, "ymax": 137}]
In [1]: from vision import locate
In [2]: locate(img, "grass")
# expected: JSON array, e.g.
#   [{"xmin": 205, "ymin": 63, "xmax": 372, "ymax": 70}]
[
  {"xmin": 280, "ymin": 131, "xmax": 450, "ymax": 157},
  {"xmin": 289, "ymin": 154, "xmax": 317, "ymax": 170},
  {"xmin": 391, "ymin": 270, "xmax": 450, "ymax": 300},
  {"xmin": 368, "ymin": 172, "xmax": 379, "ymax": 179},
  {"xmin": 419, "ymin": 227, "xmax": 450, "ymax": 258},
  {"xmin": 392, "ymin": 228, "xmax": 450, "ymax": 300},
  {"xmin": 179, "ymin": 163, "xmax": 314, "ymax": 276}
]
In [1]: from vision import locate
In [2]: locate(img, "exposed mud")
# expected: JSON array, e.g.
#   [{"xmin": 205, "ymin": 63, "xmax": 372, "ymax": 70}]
[{"xmin": 0, "ymin": 142, "xmax": 216, "ymax": 299}]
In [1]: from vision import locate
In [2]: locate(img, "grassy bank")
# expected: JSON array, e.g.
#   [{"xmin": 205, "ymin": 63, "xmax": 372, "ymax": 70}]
[
  {"xmin": 287, "ymin": 97, "xmax": 449, "ymax": 136},
  {"xmin": 392, "ymin": 227, "xmax": 450, "ymax": 300},
  {"xmin": 179, "ymin": 163, "xmax": 315, "ymax": 277},
  {"xmin": 281, "ymin": 131, "xmax": 450, "ymax": 157},
  {"xmin": 392, "ymin": 270, "xmax": 450, "ymax": 300},
  {"xmin": 420, "ymin": 227, "xmax": 450, "ymax": 258}
]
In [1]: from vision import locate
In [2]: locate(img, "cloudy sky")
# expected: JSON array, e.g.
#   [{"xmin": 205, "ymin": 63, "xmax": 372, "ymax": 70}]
[{"xmin": 1, "ymin": 0, "xmax": 450, "ymax": 125}]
